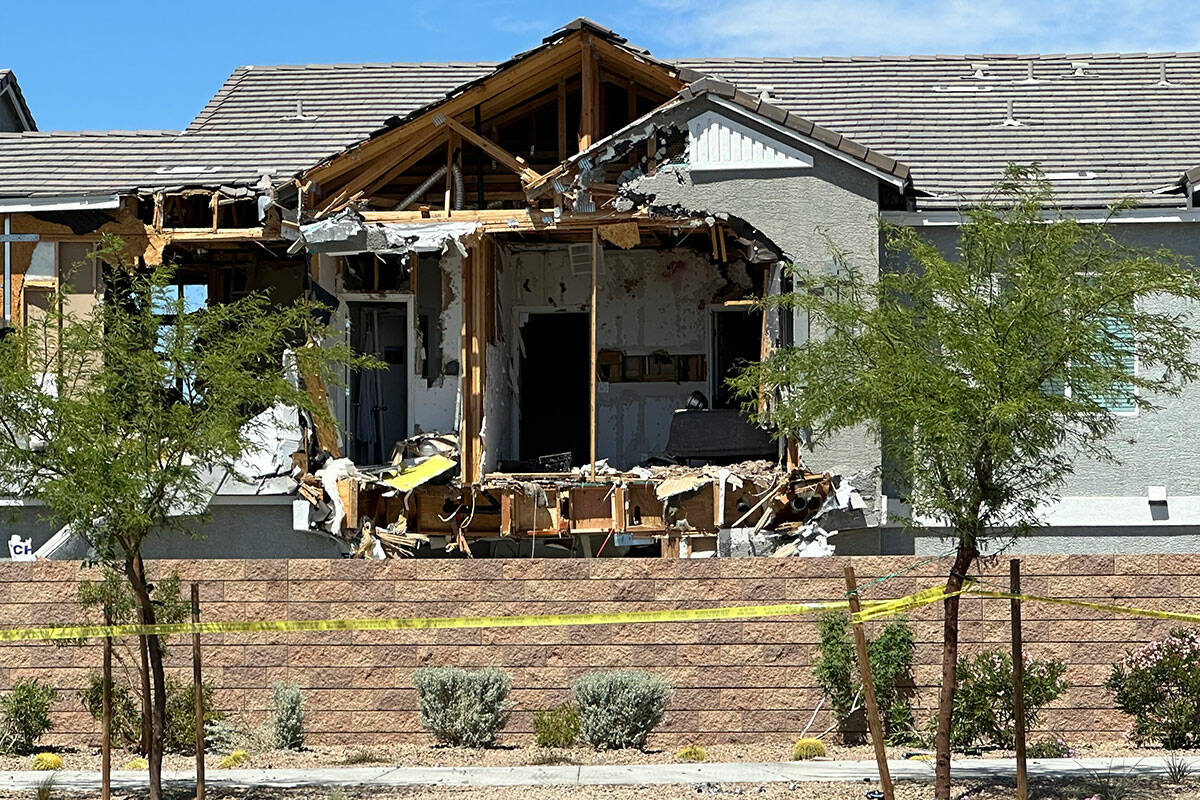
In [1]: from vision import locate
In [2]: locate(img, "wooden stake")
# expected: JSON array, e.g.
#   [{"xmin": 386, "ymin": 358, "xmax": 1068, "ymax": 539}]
[
  {"xmin": 589, "ymin": 227, "xmax": 599, "ymax": 480},
  {"xmin": 1011, "ymin": 559, "xmax": 1028, "ymax": 800},
  {"xmin": 844, "ymin": 565, "xmax": 895, "ymax": 800},
  {"xmin": 191, "ymin": 584, "xmax": 205, "ymax": 800},
  {"xmin": 101, "ymin": 603, "xmax": 112, "ymax": 800}
]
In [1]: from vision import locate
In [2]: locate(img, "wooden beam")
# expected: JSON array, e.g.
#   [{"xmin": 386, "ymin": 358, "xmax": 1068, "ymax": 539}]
[
  {"xmin": 434, "ymin": 114, "xmax": 541, "ymax": 185},
  {"xmin": 360, "ymin": 134, "xmax": 449, "ymax": 205},
  {"xmin": 460, "ymin": 239, "xmax": 489, "ymax": 484},
  {"xmin": 306, "ymin": 36, "xmax": 584, "ymax": 187},
  {"xmin": 444, "ymin": 134, "xmax": 459, "ymax": 215},
  {"xmin": 589, "ymin": 227, "xmax": 599, "ymax": 479},
  {"xmin": 557, "ymin": 78, "xmax": 568, "ymax": 163},
  {"xmin": 579, "ymin": 37, "xmax": 599, "ymax": 152},
  {"xmin": 359, "ymin": 207, "xmax": 702, "ymax": 234},
  {"xmin": 589, "ymin": 36, "xmax": 687, "ymax": 97}
]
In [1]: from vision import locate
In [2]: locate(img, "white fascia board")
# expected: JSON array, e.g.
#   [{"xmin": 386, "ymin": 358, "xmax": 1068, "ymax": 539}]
[
  {"xmin": 883, "ymin": 208, "xmax": 1200, "ymax": 226},
  {"xmin": 0, "ymin": 194, "xmax": 123, "ymax": 213},
  {"xmin": 707, "ymin": 97, "xmax": 908, "ymax": 188}
]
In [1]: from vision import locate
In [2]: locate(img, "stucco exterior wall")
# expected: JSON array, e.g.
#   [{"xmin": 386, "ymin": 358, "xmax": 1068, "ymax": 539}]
[
  {"xmin": 626, "ymin": 127, "xmax": 884, "ymax": 516},
  {"xmin": 911, "ymin": 222, "xmax": 1200, "ymax": 502}
]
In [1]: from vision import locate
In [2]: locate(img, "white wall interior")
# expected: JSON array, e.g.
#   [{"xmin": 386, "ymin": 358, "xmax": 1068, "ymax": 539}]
[{"xmin": 491, "ymin": 240, "xmax": 754, "ymax": 469}]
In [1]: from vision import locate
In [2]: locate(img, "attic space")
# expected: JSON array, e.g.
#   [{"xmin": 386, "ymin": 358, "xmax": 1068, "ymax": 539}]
[{"xmin": 484, "ymin": 225, "xmax": 775, "ymax": 473}]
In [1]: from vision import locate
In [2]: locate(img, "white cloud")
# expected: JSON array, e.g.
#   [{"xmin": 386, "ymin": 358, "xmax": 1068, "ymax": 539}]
[{"xmin": 622, "ymin": 0, "xmax": 1200, "ymax": 56}]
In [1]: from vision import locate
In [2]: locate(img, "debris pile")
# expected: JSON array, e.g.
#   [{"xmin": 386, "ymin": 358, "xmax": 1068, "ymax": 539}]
[{"xmin": 289, "ymin": 432, "xmax": 861, "ymax": 560}]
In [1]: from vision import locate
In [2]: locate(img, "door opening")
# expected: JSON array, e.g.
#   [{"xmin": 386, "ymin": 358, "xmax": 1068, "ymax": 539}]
[
  {"xmin": 711, "ymin": 306, "xmax": 764, "ymax": 409},
  {"xmin": 519, "ymin": 312, "xmax": 589, "ymax": 468},
  {"xmin": 349, "ymin": 303, "xmax": 409, "ymax": 464}
]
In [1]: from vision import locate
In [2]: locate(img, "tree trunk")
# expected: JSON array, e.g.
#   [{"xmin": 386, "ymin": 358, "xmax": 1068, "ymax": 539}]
[
  {"xmin": 127, "ymin": 555, "xmax": 166, "ymax": 800},
  {"xmin": 137, "ymin": 635, "xmax": 151, "ymax": 755},
  {"xmin": 933, "ymin": 542, "xmax": 978, "ymax": 800}
]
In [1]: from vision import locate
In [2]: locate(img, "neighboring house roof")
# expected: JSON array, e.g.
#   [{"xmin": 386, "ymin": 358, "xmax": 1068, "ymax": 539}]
[
  {"xmin": 0, "ymin": 130, "xmax": 180, "ymax": 199},
  {"xmin": 1, "ymin": 26, "xmax": 1198, "ymax": 210},
  {"xmin": 678, "ymin": 52, "xmax": 1200, "ymax": 209},
  {"xmin": 0, "ymin": 70, "xmax": 36, "ymax": 132}
]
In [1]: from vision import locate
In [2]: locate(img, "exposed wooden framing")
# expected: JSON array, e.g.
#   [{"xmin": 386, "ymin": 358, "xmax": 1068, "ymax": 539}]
[
  {"xmin": 557, "ymin": 78, "xmax": 568, "ymax": 162},
  {"xmin": 444, "ymin": 134, "xmax": 459, "ymax": 215},
  {"xmin": 152, "ymin": 192, "xmax": 164, "ymax": 231},
  {"xmin": 589, "ymin": 226, "xmax": 599, "ymax": 480},
  {"xmin": 589, "ymin": 36, "xmax": 686, "ymax": 97},
  {"xmin": 360, "ymin": 207, "xmax": 701, "ymax": 234},
  {"xmin": 359, "ymin": 134, "xmax": 449, "ymax": 204},
  {"xmin": 579, "ymin": 36, "xmax": 599, "ymax": 152},
  {"xmin": 434, "ymin": 114, "xmax": 541, "ymax": 185},
  {"xmin": 306, "ymin": 36, "xmax": 585, "ymax": 188},
  {"xmin": 626, "ymin": 78, "xmax": 638, "ymax": 122},
  {"xmin": 210, "ymin": 192, "xmax": 219, "ymax": 233},
  {"xmin": 159, "ymin": 227, "xmax": 266, "ymax": 242},
  {"xmin": 474, "ymin": 106, "xmax": 486, "ymax": 209},
  {"xmin": 460, "ymin": 238, "xmax": 489, "ymax": 484}
]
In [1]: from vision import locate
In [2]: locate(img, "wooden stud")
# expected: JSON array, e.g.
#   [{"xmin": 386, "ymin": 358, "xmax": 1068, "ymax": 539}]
[
  {"xmin": 474, "ymin": 106, "xmax": 486, "ymax": 209},
  {"xmin": 191, "ymin": 583, "xmax": 205, "ymax": 800},
  {"xmin": 434, "ymin": 115, "xmax": 541, "ymax": 185},
  {"xmin": 557, "ymin": 78, "xmax": 568, "ymax": 163},
  {"xmin": 844, "ymin": 565, "xmax": 896, "ymax": 800},
  {"xmin": 444, "ymin": 135, "xmax": 459, "ymax": 216},
  {"xmin": 460, "ymin": 240, "xmax": 489, "ymax": 484},
  {"xmin": 1011, "ymin": 559, "xmax": 1028, "ymax": 800},
  {"xmin": 589, "ymin": 227, "xmax": 599, "ymax": 480},
  {"xmin": 579, "ymin": 37, "xmax": 599, "ymax": 152},
  {"xmin": 210, "ymin": 192, "xmax": 219, "ymax": 233}
]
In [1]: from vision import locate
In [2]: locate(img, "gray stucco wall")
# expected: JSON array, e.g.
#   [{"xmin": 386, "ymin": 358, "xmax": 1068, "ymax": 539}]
[
  {"xmin": 912, "ymin": 221, "xmax": 1200, "ymax": 501},
  {"xmin": 626, "ymin": 124, "xmax": 884, "ymax": 516}
]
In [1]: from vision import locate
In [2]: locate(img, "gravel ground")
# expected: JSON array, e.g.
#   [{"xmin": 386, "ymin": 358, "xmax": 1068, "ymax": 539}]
[
  {"xmin": 3, "ymin": 778, "xmax": 1200, "ymax": 800},
  {"xmin": 0, "ymin": 736, "xmax": 1171, "ymax": 772}
]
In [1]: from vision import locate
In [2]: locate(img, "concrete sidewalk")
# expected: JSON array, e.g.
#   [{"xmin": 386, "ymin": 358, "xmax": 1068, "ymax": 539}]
[{"xmin": 0, "ymin": 756, "xmax": 1193, "ymax": 792}]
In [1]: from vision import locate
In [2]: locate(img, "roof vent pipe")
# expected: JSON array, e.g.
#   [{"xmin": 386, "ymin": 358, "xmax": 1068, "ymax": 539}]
[
  {"xmin": 971, "ymin": 62, "xmax": 989, "ymax": 79},
  {"xmin": 1002, "ymin": 99, "xmax": 1024, "ymax": 127},
  {"xmin": 1071, "ymin": 61, "xmax": 1091, "ymax": 77},
  {"xmin": 1157, "ymin": 63, "xmax": 1175, "ymax": 87},
  {"xmin": 1019, "ymin": 62, "xmax": 1039, "ymax": 83}
]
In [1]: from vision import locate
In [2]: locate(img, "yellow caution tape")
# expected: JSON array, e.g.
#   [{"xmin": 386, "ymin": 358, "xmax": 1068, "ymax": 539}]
[
  {"xmin": 966, "ymin": 589, "xmax": 1200, "ymax": 626},
  {"xmin": 8, "ymin": 580, "xmax": 1178, "ymax": 644},
  {"xmin": 851, "ymin": 584, "xmax": 967, "ymax": 624},
  {"xmin": 0, "ymin": 599, "xmax": 859, "ymax": 643}
]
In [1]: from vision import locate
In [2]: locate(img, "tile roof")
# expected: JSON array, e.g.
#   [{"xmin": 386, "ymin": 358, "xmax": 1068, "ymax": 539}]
[
  {"xmin": 1, "ymin": 32, "xmax": 1198, "ymax": 210},
  {"xmin": 678, "ymin": 52, "xmax": 1200, "ymax": 209}
]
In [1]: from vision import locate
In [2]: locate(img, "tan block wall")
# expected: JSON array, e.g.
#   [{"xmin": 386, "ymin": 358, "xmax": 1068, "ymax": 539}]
[{"xmin": 0, "ymin": 555, "xmax": 1184, "ymax": 747}]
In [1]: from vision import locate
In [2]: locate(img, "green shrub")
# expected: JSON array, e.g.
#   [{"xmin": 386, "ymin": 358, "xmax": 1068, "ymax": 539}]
[
  {"xmin": 204, "ymin": 719, "xmax": 246, "ymax": 755},
  {"xmin": 571, "ymin": 670, "xmax": 671, "ymax": 751},
  {"xmin": 533, "ymin": 702, "xmax": 580, "ymax": 748},
  {"xmin": 163, "ymin": 677, "xmax": 223, "ymax": 753},
  {"xmin": 0, "ymin": 679, "xmax": 58, "ymax": 754},
  {"xmin": 270, "ymin": 683, "xmax": 305, "ymax": 750},
  {"xmin": 79, "ymin": 672, "xmax": 142, "ymax": 747},
  {"xmin": 813, "ymin": 611, "xmax": 916, "ymax": 744},
  {"xmin": 1026, "ymin": 734, "xmax": 1073, "ymax": 759},
  {"xmin": 1107, "ymin": 628, "xmax": 1200, "ymax": 748},
  {"xmin": 676, "ymin": 744, "xmax": 707, "ymax": 762},
  {"xmin": 412, "ymin": 667, "xmax": 513, "ymax": 748},
  {"xmin": 952, "ymin": 649, "xmax": 1069, "ymax": 749},
  {"xmin": 792, "ymin": 737, "xmax": 826, "ymax": 760}
]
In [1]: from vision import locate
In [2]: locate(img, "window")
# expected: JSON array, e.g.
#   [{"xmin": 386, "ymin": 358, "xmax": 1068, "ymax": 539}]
[{"xmin": 1042, "ymin": 317, "xmax": 1136, "ymax": 415}]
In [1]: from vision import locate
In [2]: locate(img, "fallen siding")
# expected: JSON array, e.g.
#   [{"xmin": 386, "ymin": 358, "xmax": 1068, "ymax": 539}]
[{"xmin": 1, "ymin": 554, "xmax": 1179, "ymax": 746}]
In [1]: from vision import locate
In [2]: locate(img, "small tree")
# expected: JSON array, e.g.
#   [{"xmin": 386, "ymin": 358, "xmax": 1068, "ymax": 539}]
[
  {"xmin": 735, "ymin": 168, "xmax": 1200, "ymax": 800},
  {"xmin": 0, "ymin": 235, "xmax": 364, "ymax": 800}
]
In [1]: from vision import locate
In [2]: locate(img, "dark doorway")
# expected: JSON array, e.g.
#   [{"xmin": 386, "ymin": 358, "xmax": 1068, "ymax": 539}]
[
  {"xmin": 519, "ymin": 312, "xmax": 590, "ymax": 467},
  {"xmin": 349, "ymin": 303, "xmax": 409, "ymax": 464},
  {"xmin": 711, "ymin": 307, "xmax": 764, "ymax": 409}
]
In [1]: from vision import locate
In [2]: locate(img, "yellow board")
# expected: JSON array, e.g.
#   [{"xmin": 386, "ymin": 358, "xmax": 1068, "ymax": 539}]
[{"xmin": 381, "ymin": 454, "xmax": 457, "ymax": 492}]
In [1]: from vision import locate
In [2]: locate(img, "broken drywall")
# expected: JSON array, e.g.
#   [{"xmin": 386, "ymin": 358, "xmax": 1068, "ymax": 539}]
[{"xmin": 495, "ymin": 243, "xmax": 747, "ymax": 468}]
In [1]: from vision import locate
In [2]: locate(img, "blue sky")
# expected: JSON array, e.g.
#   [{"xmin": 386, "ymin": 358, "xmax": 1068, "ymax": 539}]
[{"xmin": 7, "ymin": 0, "xmax": 1200, "ymax": 131}]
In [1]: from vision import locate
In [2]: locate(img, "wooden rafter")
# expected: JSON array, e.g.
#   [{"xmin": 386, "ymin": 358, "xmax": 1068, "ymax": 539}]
[
  {"xmin": 433, "ymin": 114, "xmax": 542, "ymax": 185},
  {"xmin": 304, "ymin": 29, "xmax": 685, "ymax": 207},
  {"xmin": 579, "ymin": 36, "xmax": 599, "ymax": 152}
]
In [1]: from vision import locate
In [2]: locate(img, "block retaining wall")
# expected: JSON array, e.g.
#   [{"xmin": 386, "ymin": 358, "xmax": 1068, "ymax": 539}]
[{"xmin": 0, "ymin": 555, "xmax": 1187, "ymax": 747}]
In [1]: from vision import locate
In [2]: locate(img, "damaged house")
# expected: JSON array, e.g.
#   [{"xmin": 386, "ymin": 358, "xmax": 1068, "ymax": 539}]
[{"xmin": 2, "ymin": 21, "xmax": 1200, "ymax": 558}]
